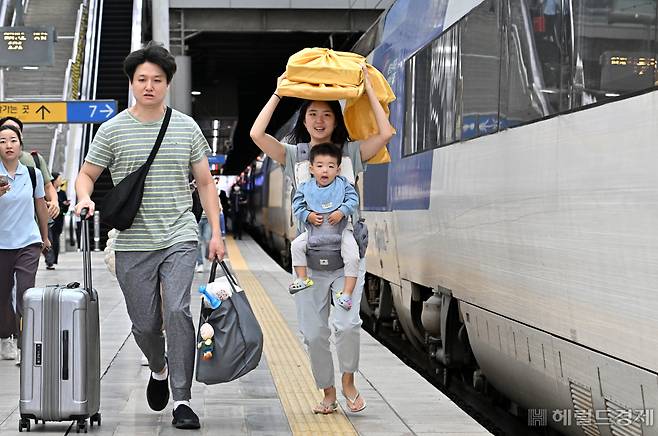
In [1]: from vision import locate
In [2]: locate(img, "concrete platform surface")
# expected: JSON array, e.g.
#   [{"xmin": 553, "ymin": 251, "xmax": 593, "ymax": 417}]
[{"xmin": 0, "ymin": 236, "xmax": 491, "ymax": 435}]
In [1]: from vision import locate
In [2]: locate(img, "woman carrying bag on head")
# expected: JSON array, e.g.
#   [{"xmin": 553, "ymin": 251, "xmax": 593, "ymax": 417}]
[
  {"xmin": 249, "ymin": 63, "xmax": 394, "ymax": 415},
  {"xmin": 0, "ymin": 125, "xmax": 51, "ymax": 364}
]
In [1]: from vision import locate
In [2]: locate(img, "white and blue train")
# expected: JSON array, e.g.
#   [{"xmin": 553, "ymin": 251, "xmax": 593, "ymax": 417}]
[{"xmin": 250, "ymin": 1, "xmax": 658, "ymax": 435}]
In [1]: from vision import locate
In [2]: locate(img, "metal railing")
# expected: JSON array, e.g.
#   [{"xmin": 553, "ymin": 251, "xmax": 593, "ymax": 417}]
[
  {"xmin": 48, "ymin": 1, "xmax": 89, "ymax": 170},
  {"xmin": 0, "ymin": 0, "xmax": 9, "ymax": 26},
  {"xmin": 62, "ymin": 0, "xmax": 103, "ymax": 206},
  {"xmin": 10, "ymin": 0, "xmax": 29, "ymax": 26}
]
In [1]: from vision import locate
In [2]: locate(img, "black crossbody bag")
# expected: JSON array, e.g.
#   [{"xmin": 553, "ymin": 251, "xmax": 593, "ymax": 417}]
[{"xmin": 101, "ymin": 107, "xmax": 171, "ymax": 231}]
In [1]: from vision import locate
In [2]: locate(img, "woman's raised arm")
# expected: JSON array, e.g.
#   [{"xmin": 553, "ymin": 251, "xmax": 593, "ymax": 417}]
[{"xmin": 249, "ymin": 75, "xmax": 287, "ymax": 165}]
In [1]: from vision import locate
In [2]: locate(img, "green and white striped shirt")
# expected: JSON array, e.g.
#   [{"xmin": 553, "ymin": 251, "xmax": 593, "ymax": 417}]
[{"xmin": 85, "ymin": 108, "xmax": 210, "ymax": 251}]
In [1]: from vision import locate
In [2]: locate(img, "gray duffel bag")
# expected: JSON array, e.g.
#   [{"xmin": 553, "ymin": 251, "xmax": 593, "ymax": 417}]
[{"xmin": 195, "ymin": 260, "xmax": 263, "ymax": 385}]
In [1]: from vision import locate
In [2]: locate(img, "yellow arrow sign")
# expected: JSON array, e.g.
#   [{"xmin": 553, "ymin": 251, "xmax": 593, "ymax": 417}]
[{"xmin": 0, "ymin": 101, "xmax": 67, "ymax": 123}]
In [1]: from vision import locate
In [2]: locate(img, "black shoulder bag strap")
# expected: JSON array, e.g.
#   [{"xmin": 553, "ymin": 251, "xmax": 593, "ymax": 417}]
[
  {"xmin": 27, "ymin": 166, "xmax": 36, "ymax": 196},
  {"xmin": 100, "ymin": 106, "xmax": 172, "ymax": 230},
  {"xmin": 144, "ymin": 106, "xmax": 172, "ymax": 169},
  {"xmin": 30, "ymin": 150, "xmax": 40, "ymax": 169}
]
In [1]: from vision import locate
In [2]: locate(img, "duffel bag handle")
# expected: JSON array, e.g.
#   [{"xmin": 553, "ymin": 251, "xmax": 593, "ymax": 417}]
[{"xmin": 209, "ymin": 259, "xmax": 239, "ymax": 292}]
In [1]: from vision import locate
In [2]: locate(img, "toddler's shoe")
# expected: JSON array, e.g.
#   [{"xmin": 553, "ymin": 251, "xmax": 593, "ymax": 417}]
[
  {"xmin": 289, "ymin": 277, "xmax": 314, "ymax": 294},
  {"xmin": 336, "ymin": 291, "xmax": 352, "ymax": 311}
]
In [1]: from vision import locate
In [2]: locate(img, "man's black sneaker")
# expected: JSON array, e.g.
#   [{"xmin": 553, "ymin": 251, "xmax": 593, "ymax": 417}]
[
  {"xmin": 172, "ymin": 404, "xmax": 200, "ymax": 429},
  {"xmin": 146, "ymin": 373, "xmax": 169, "ymax": 411}
]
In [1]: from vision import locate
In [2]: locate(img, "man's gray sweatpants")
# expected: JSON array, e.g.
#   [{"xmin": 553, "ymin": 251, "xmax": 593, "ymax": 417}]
[
  {"xmin": 115, "ymin": 242, "xmax": 196, "ymax": 401},
  {"xmin": 294, "ymin": 257, "xmax": 365, "ymax": 389}
]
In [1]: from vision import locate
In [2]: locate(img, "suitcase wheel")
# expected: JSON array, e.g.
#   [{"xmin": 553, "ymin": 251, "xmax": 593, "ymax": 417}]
[
  {"xmin": 18, "ymin": 417, "xmax": 30, "ymax": 432},
  {"xmin": 90, "ymin": 412, "xmax": 101, "ymax": 427},
  {"xmin": 76, "ymin": 419, "xmax": 87, "ymax": 433}
]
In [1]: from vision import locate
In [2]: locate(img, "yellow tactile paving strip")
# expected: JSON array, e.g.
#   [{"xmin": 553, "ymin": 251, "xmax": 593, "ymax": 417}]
[{"xmin": 225, "ymin": 236, "xmax": 358, "ymax": 436}]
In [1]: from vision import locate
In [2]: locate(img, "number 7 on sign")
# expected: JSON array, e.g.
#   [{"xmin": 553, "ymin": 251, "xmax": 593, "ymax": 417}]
[{"xmin": 89, "ymin": 105, "xmax": 97, "ymax": 117}]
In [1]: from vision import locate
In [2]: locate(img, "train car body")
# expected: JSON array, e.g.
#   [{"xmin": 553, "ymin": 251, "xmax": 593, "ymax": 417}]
[
  {"xmin": 250, "ymin": 119, "xmax": 298, "ymax": 266},
  {"xmin": 250, "ymin": 156, "xmax": 296, "ymax": 265},
  {"xmin": 252, "ymin": 1, "xmax": 658, "ymax": 434}
]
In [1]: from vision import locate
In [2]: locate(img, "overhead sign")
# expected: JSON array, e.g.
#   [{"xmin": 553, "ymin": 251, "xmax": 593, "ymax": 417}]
[
  {"xmin": 67, "ymin": 101, "xmax": 117, "ymax": 123},
  {"xmin": 0, "ymin": 100, "xmax": 117, "ymax": 124},
  {"xmin": 0, "ymin": 26, "xmax": 56, "ymax": 67},
  {"xmin": 207, "ymin": 154, "xmax": 226, "ymax": 165}
]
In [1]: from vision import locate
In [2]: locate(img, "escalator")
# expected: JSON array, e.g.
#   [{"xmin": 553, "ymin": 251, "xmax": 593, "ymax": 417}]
[{"xmin": 89, "ymin": 0, "xmax": 133, "ymax": 248}]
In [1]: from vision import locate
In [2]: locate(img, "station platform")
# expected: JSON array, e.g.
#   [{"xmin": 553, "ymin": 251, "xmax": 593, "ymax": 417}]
[{"xmin": 0, "ymin": 236, "xmax": 491, "ymax": 436}]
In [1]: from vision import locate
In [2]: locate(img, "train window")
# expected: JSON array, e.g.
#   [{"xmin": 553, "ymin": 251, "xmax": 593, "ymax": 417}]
[
  {"xmin": 571, "ymin": 0, "xmax": 657, "ymax": 108},
  {"xmin": 502, "ymin": 0, "xmax": 567, "ymax": 127},
  {"xmin": 460, "ymin": 0, "xmax": 502, "ymax": 139},
  {"xmin": 398, "ymin": 0, "xmax": 658, "ymax": 155},
  {"xmin": 404, "ymin": 45, "xmax": 429, "ymax": 155},
  {"xmin": 403, "ymin": 25, "xmax": 460, "ymax": 156}
]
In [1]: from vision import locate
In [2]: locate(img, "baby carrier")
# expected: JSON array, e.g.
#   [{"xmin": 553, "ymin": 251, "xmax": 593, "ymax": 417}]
[{"xmin": 305, "ymin": 213, "xmax": 347, "ymax": 271}]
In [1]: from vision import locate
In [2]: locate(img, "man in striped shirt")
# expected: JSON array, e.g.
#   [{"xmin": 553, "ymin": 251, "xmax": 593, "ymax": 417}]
[{"xmin": 75, "ymin": 43, "xmax": 224, "ymax": 430}]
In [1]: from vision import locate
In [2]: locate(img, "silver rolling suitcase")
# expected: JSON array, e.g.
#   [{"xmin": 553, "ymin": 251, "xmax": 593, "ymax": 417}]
[{"xmin": 19, "ymin": 212, "xmax": 101, "ymax": 433}]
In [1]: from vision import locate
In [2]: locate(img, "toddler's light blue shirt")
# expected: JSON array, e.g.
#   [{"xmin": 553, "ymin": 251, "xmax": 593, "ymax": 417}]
[{"xmin": 292, "ymin": 175, "xmax": 358, "ymax": 224}]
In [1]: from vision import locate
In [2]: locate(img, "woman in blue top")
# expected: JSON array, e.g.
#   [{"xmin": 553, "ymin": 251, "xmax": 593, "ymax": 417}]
[
  {"xmin": 250, "ymin": 66, "xmax": 394, "ymax": 414},
  {"xmin": 0, "ymin": 125, "xmax": 50, "ymax": 363}
]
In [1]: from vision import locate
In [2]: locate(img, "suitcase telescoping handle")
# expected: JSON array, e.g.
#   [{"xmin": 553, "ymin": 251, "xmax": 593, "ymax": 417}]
[{"xmin": 80, "ymin": 207, "xmax": 94, "ymax": 297}]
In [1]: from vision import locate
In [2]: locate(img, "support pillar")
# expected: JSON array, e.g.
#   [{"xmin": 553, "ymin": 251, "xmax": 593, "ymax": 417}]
[
  {"xmin": 151, "ymin": 0, "xmax": 170, "ymax": 50},
  {"xmin": 152, "ymin": 0, "xmax": 171, "ymax": 105},
  {"xmin": 171, "ymin": 55, "xmax": 192, "ymax": 115}
]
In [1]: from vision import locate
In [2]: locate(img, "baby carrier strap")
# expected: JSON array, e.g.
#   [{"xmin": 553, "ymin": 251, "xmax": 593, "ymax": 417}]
[
  {"xmin": 296, "ymin": 142, "xmax": 310, "ymax": 168},
  {"xmin": 295, "ymin": 142, "xmax": 350, "ymax": 167}
]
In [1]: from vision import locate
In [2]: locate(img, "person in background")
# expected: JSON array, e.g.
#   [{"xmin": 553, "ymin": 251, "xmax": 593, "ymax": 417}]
[
  {"xmin": 45, "ymin": 172, "xmax": 70, "ymax": 269},
  {"xmin": 0, "ymin": 125, "xmax": 51, "ymax": 365},
  {"xmin": 229, "ymin": 183, "xmax": 246, "ymax": 240},
  {"xmin": 542, "ymin": 0, "xmax": 560, "ymax": 43},
  {"xmin": 195, "ymin": 207, "xmax": 211, "ymax": 273},
  {"xmin": 0, "ymin": 117, "xmax": 59, "ymax": 220},
  {"xmin": 219, "ymin": 189, "xmax": 229, "ymax": 217},
  {"xmin": 218, "ymin": 189, "xmax": 228, "ymax": 238},
  {"xmin": 0, "ymin": 116, "xmax": 58, "ymax": 361}
]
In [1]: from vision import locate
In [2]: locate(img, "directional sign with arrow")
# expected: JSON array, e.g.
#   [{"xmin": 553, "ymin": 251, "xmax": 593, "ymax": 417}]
[
  {"xmin": 0, "ymin": 100, "xmax": 118, "ymax": 124},
  {"xmin": 36, "ymin": 105, "xmax": 51, "ymax": 120},
  {"xmin": 67, "ymin": 101, "xmax": 117, "ymax": 123}
]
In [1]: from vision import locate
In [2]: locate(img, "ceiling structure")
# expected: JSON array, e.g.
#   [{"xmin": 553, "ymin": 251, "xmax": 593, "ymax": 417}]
[{"xmin": 162, "ymin": 4, "xmax": 388, "ymax": 173}]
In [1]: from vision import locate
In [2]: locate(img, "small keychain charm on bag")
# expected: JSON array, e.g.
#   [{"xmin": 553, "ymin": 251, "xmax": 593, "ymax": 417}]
[{"xmin": 197, "ymin": 323, "xmax": 215, "ymax": 360}]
